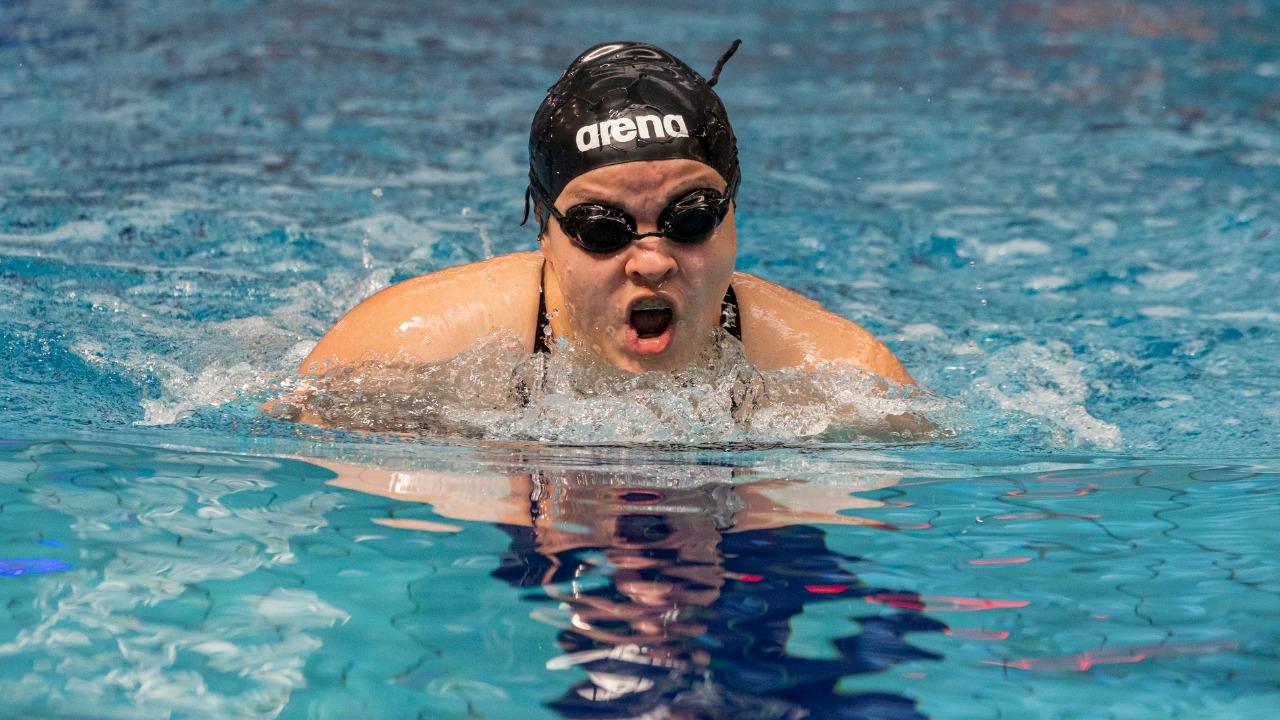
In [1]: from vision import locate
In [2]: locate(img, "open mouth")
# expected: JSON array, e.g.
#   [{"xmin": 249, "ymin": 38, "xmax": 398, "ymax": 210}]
[{"xmin": 629, "ymin": 298, "xmax": 674, "ymax": 339}]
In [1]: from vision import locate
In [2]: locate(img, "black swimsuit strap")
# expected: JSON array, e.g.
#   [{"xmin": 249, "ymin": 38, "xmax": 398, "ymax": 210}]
[
  {"xmin": 533, "ymin": 261, "xmax": 551, "ymax": 354},
  {"xmin": 533, "ymin": 262, "xmax": 742, "ymax": 354},
  {"xmin": 721, "ymin": 284, "xmax": 743, "ymax": 341}
]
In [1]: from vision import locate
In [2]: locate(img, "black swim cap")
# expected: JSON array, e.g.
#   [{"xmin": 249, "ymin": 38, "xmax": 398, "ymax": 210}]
[{"xmin": 527, "ymin": 41, "xmax": 741, "ymax": 215}]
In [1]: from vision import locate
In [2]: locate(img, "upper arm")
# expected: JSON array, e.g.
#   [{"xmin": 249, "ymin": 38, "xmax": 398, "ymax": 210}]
[
  {"xmin": 732, "ymin": 272, "xmax": 914, "ymax": 384},
  {"xmin": 299, "ymin": 253, "xmax": 542, "ymax": 375}
]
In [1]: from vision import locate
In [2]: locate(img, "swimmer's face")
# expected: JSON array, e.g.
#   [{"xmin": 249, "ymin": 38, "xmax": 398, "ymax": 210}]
[{"xmin": 540, "ymin": 159, "xmax": 737, "ymax": 373}]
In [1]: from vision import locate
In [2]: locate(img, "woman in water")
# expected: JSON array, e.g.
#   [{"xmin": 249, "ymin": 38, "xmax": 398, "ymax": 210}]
[{"xmin": 292, "ymin": 41, "xmax": 912, "ymax": 425}]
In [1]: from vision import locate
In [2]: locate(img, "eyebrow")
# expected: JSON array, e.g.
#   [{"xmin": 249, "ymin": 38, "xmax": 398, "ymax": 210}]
[
  {"xmin": 559, "ymin": 178, "xmax": 724, "ymax": 209},
  {"xmin": 557, "ymin": 190, "xmax": 614, "ymax": 207}
]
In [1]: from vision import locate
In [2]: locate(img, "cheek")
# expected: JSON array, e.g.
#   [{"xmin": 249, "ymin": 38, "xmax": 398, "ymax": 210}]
[
  {"xmin": 701, "ymin": 218, "xmax": 737, "ymax": 271},
  {"xmin": 564, "ymin": 274, "xmax": 600, "ymax": 313},
  {"xmin": 547, "ymin": 242, "xmax": 616, "ymax": 321},
  {"xmin": 695, "ymin": 237, "xmax": 737, "ymax": 293},
  {"xmin": 692, "ymin": 239, "xmax": 737, "ymax": 324}
]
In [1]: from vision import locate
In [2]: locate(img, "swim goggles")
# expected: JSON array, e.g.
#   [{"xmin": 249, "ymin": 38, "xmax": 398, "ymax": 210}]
[{"xmin": 544, "ymin": 188, "xmax": 733, "ymax": 254}]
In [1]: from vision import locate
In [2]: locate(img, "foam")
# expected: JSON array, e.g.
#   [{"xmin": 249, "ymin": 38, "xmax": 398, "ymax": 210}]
[
  {"xmin": 765, "ymin": 170, "xmax": 836, "ymax": 192},
  {"xmin": 1139, "ymin": 305, "xmax": 1190, "ymax": 318},
  {"xmin": 965, "ymin": 341, "xmax": 1122, "ymax": 450},
  {"xmin": 972, "ymin": 238, "xmax": 1052, "ymax": 264},
  {"xmin": 939, "ymin": 205, "xmax": 998, "ymax": 216},
  {"xmin": 1207, "ymin": 310, "xmax": 1280, "ymax": 322},
  {"xmin": 0, "ymin": 165, "xmax": 35, "ymax": 178},
  {"xmin": 1025, "ymin": 274, "xmax": 1072, "ymax": 291},
  {"xmin": 392, "ymin": 166, "xmax": 486, "ymax": 187},
  {"xmin": 322, "ymin": 213, "xmax": 440, "ymax": 253},
  {"xmin": 865, "ymin": 179, "xmax": 939, "ymax": 195},
  {"xmin": 139, "ymin": 362, "xmax": 258, "ymax": 426},
  {"xmin": 478, "ymin": 134, "xmax": 529, "ymax": 177},
  {"xmin": 897, "ymin": 323, "xmax": 945, "ymax": 340},
  {"xmin": 1138, "ymin": 270, "xmax": 1198, "ymax": 290},
  {"xmin": 0, "ymin": 220, "xmax": 109, "ymax": 244},
  {"xmin": 276, "ymin": 331, "xmax": 954, "ymax": 446}
]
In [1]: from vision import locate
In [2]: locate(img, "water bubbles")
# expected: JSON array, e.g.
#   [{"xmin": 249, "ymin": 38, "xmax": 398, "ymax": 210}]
[{"xmin": 281, "ymin": 331, "xmax": 954, "ymax": 446}]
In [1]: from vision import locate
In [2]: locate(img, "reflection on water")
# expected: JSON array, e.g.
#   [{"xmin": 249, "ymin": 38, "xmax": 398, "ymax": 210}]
[
  {"xmin": 331, "ymin": 459, "xmax": 948, "ymax": 719},
  {"xmin": 2, "ymin": 441, "xmax": 1273, "ymax": 717}
]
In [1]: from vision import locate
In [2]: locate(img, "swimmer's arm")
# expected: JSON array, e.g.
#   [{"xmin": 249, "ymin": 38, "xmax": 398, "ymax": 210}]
[
  {"xmin": 731, "ymin": 272, "xmax": 914, "ymax": 383},
  {"xmin": 316, "ymin": 459, "xmax": 535, "ymax": 528},
  {"xmin": 729, "ymin": 476, "xmax": 899, "ymax": 531},
  {"xmin": 268, "ymin": 253, "xmax": 541, "ymax": 425},
  {"xmin": 731, "ymin": 272, "xmax": 935, "ymax": 439},
  {"xmin": 299, "ymin": 252, "xmax": 543, "ymax": 376}
]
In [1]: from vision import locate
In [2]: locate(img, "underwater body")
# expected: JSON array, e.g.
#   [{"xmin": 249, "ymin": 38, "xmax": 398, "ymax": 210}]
[{"xmin": 2, "ymin": 1, "xmax": 1278, "ymax": 718}]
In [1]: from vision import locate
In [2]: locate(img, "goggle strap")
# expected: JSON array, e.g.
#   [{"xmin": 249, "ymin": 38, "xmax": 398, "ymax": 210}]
[{"xmin": 707, "ymin": 39, "xmax": 742, "ymax": 89}]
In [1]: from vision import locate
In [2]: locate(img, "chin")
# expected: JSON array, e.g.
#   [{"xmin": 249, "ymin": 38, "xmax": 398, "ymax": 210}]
[
  {"xmin": 626, "ymin": 354, "xmax": 684, "ymax": 373},
  {"xmin": 621, "ymin": 338, "xmax": 700, "ymax": 373}
]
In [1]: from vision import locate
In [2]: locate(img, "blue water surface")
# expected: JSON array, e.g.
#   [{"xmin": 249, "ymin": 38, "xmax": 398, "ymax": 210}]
[{"xmin": 1, "ymin": 1, "xmax": 1278, "ymax": 718}]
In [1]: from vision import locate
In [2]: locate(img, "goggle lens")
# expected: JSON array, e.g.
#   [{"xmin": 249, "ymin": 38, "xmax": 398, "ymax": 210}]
[
  {"xmin": 562, "ymin": 208, "xmax": 635, "ymax": 254},
  {"xmin": 660, "ymin": 190, "xmax": 725, "ymax": 242},
  {"xmin": 556, "ymin": 189, "xmax": 730, "ymax": 254}
]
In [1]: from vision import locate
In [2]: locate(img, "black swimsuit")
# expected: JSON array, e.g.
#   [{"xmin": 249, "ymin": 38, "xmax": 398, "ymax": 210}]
[{"xmin": 533, "ymin": 264, "xmax": 742, "ymax": 354}]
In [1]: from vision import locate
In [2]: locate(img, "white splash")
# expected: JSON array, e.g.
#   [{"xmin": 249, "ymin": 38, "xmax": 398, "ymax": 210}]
[
  {"xmin": 898, "ymin": 323, "xmax": 945, "ymax": 340},
  {"xmin": 1139, "ymin": 305, "xmax": 1190, "ymax": 318},
  {"xmin": 966, "ymin": 341, "xmax": 1121, "ymax": 449},
  {"xmin": 0, "ymin": 220, "xmax": 109, "ymax": 244},
  {"xmin": 275, "ymin": 333, "xmax": 953, "ymax": 445},
  {"xmin": 865, "ymin": 179, "xmax": 939, "ymax": 195},
  {"xmin": 1138, "ymin": 270, "xmax": 1197, "ymax": 290},
  {"xmin": 138, "ymin": 362, "xmax": 258, "ymax": 425},
  {"xmin": 1207, "ymin": 310, "xmax": 1280, "ymax": 322},
  {"xmin": 973, "ymin": 238, "xmax": 1052, "ymax": 264},
  {"xmin": 1025, "ymin": 274, "xmax": 1072, "ymax": 291}
]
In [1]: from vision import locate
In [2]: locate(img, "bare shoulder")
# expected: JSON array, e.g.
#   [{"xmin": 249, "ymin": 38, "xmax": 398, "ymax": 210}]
[
  {"xmin": 300, "ymin": 252, "xmax": 543, "ymax": 374},
  {"xmin": 731, "ymin": 272, "xmax": 914, "ymax": 383}
]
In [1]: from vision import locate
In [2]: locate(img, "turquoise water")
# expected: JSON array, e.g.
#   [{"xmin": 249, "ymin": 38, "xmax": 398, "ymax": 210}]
[
  {"xmin": 3, "ymin": 1, "xmax": 1279, "ymax": 717},
  {"xmin": 2, "ymin": 440, "xmax": 1276, "ymax": 718}
]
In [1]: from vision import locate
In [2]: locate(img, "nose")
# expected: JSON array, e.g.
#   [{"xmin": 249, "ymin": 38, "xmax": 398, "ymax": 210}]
[{"xmin": 623, "ymin": 238, "xmax": 678, "ymax": 286}]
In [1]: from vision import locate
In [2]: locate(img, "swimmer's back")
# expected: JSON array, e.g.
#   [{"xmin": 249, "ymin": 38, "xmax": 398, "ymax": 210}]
[{"xmin": 299, "ymin": 252, "xmax": 543, "ymax": 374}]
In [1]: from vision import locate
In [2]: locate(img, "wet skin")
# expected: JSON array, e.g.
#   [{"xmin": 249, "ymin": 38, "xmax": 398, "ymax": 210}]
[
  {"xmin": 539, "ymin": 159, "xmax": 737, "ymax": 373},
  {"xmin": 290, "ymin": 157, "xmax": 915, "ymax": 427}
]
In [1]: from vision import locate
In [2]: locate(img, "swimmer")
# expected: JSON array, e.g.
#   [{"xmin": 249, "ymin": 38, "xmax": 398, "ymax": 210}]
[{"xmin": 293, "ymin": 41, "xmax": 912, "ymax": 423}]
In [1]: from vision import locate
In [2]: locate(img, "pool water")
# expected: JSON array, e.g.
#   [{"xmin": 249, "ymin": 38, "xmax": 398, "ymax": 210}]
[{"xmin": 2, "ymin": 1, "xmax": 1278, "ymax": 717}]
